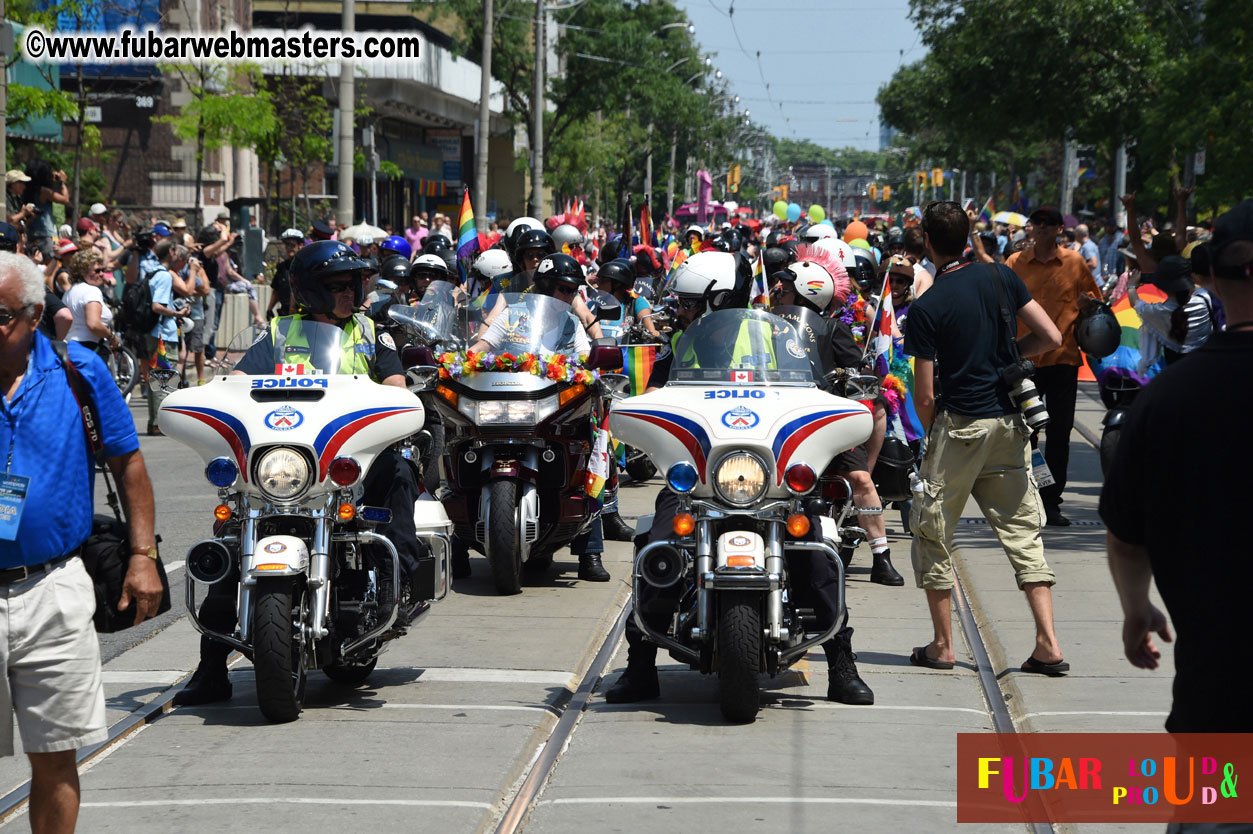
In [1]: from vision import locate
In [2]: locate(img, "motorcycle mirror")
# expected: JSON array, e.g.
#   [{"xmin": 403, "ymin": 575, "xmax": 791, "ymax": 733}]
[
  {"xmin": 402, "ymin": 345, "xmax": 436, "ymax": 368},
  {"xmin": 585, "ymin": 345, "xmax": 624, "ymax": 371},
  {"xmin": 598, "ymin": 373, "xmax": 631, "ymax": 399},
  {"xmin": 148, "ymin": 368, "xmax": 179, "ymax": 394},
  {"xmin": 405, "ymin": 365, "xmax": 440, "ymax": 391}
]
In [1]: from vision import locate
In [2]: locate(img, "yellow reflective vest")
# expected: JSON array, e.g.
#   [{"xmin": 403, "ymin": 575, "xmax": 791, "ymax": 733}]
[{"xmin": 269, "ymin": 314, "xmax": 378, "ymax": 378}]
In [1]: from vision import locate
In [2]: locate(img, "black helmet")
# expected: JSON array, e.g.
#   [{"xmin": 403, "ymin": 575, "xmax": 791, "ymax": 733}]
[
  {"xmin": 850, "ymin": 250, "xmax": 877, "ymax": 291},
  {"xmin": 422, "ymin": 234, "xmax": 452, "ymax": 254},
  {"xmin": 534, "ymin": 253, "xmax": 584, "ymax": 296},
  {"xmin": 762, "ymin": 246, "xmax": 792, "ymax": 278},
  {"xmin": 723, "ymin": 228, "xmax": 745, "ymax": 253},
  {"xmin": 379, "ymin": 255, "xmax": 411, "ymax": 285},
  {"xmin": 290, "ymin": 240, "xmax": 368, "ymax": 314},
  {"xmin": 597, "ymin": 237, "xmax": 624, "ymax": 265},
  {"xmin": 512, "ymin": 229, "xmax": 556, "ymax": 270},
  {"xmin": 1076, "ymin": 301, "xmax": 1121, "ymax": 359},
  {"xmin": 598, "ymin": 258, "xmax": 634, "ymax": 289},
  {"xmin": 706, "ymin": 235, "xmax": 734, "ymax": 253}
]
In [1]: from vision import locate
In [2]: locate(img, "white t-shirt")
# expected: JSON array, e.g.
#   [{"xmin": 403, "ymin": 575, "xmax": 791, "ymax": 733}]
[{"xmin": 63, "ymin": 282, "xmax": 112, "ymax": 343}]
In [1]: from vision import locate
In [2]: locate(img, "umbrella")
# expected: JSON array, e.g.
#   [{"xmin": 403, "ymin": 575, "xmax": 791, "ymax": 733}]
[
  {"xmin": 340, "ymin": 222, "xmax": 386, "ymax": 242},
  {"xmin": 992, "ymin": 211, "xmax": 1028, "ymax": 227}
]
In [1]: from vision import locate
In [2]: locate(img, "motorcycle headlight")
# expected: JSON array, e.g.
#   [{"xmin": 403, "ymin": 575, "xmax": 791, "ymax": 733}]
[
  {"xmin": 713, "ymin": 452, "xmax": 768, "ymax": 507},
  {"xmin": 459, "ymin": 396, "xmax": 560, "ymax": 426},
  {"xmin": 254, "ymin": 447, "xmax": 311, "ymax": 502}
]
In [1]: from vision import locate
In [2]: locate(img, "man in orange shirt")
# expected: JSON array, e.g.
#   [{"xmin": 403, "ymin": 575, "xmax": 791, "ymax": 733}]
[{"xmin": 1006, "ymin": 207, "xmax": 1101, "ymax": 526}]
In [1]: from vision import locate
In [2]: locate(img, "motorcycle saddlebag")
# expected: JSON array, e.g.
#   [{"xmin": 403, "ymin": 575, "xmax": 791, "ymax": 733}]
[{"xmin": 872, "ymin": 436, "xmax": 915, "ymax": 502}]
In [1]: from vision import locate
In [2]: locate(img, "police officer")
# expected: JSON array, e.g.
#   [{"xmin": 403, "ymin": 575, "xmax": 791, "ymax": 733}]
[
  {"xmin": 174, "ymin": 240, "xmax": 428, "ymax": 706},
  {"xmin": 605, "ymin": 251, "xmax": 875, "ymax": 705}
]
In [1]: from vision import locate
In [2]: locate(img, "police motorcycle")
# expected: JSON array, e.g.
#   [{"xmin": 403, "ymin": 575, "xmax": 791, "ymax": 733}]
[
  {"xmin": 610, "ymin": 308, "xmax": 873, "ymax": 721},
  {"xmin": 153, "ymin": 323, "xmax": 451, "ymax": 722},
  {"xmin": 408, "ymin": 290, "xmax": 625, "ymax": 595}
]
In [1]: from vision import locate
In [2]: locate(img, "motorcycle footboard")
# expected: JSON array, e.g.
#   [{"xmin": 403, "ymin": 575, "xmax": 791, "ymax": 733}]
[
  {"xmin": 334, "ymin": 530, "xmax": 401, "ymax": 657},
  {"xmin": 185, "ymin": 580, "xmax": 250, "ymax": 655},
  {"xmin": 775, "ymin": 540, "xmax": 847, "ymax": 667}
]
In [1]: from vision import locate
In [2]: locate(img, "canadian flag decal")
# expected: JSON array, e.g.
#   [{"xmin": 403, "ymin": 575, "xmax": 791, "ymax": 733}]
[{"xmin": 730, "ymin": 370, "xmax": 754, "ymax": 383}]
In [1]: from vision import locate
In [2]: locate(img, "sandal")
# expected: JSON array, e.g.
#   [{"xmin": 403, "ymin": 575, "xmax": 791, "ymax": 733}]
[
  {"xmin": 909, "ymin": 645, "xmax": 955, "ymax": 670},
  {"xmin": 1021, "ymin": 655, "xmax": 1070, "ymax": 676}
]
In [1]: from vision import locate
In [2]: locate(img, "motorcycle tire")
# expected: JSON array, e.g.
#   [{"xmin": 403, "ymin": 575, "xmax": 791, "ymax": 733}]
[
  {"xmin": 106, "ymin": 345, "xmax": 138, "ymax": 401},
  {"xmin": 717, "ymin": 591, "xmax": 762, "ymax": 723},
  {"xmin": 1100, "ymin": 425, "xmax": 1120, "ymax": 478},
  {"xmin": 323, "ymin": 657, "xmax": 378, "ymax": 684},
  {"xmin": 422, "ymin": 422, "xmax": 445, "ymax": 495},
  {"xmin": 252, "ymin": 577, "xmax": 309, "ymax": 723},
  {"xmin": 625, "ymin": 453, "xmax": 657, "ymax": 483},
  {"xmin": 487, "ymin": 480, "xmax": 522, "ymax": 595}
]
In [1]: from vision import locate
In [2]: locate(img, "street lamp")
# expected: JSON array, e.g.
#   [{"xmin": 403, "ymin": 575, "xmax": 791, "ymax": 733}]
[{"xmin": 657, "ymin": 21, "xmax": 696, "ymax": 35}]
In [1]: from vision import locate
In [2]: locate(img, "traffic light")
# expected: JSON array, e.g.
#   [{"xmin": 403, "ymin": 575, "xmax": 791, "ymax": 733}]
[
  {"xmin": 730, "ymin": 164, "xmax": 741, "ymax": 193},
  {"xmin": 916, "ymin": 171, "xmax": 927, "ymax": 189},
  {"xmin": 931, "ymin": 168, "xmax": 944, "ymax": 187},
  {"xmin": 883, "ymin": 185, "xmax": 892, "ymax": 201},
  {"xmin": 780, "ymin": 184, "xmax": 788, "ymax": 201},
  {"xmin": 868, "ymin": 185, "xmax": 878, "ymax": 201}
]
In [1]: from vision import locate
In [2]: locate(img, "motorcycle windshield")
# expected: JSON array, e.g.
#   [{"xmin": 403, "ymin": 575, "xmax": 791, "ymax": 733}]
[
  {"xmin": 670, "ymin": 309, "xmax": 816, "ymax": 386},
  {"xmin": 471, "ymin": 292, "xmax": 585, "ymax": 357},
  {"xmin": 769, "ymin": 305, "xmax": 830, "ymax": 383},
  {"xmin": 388, "ymin": 281, "xmax": 465, "ymax": 347},
  {"xmin": 227, "ymin": 320, "xmax": 360, "ymax": 375}
]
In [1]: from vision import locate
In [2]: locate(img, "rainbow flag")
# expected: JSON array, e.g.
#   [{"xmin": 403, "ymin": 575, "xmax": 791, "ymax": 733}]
[
  {"xmin": 977, "ymin": 197, "xmax": 994, "ymax": 226},
  {"xmin": 752, "ymin": 251, "xmax": 767, "ymax": 302},
  {"xmin": 620, "ymin": 344, "xmax": 656, "ymax": 396},
  {"xmin": 455, "ymin": 188, "xmax": 483, "ymax": 284},
  {"xmin": 149, "ymin": 339, "xmax": 172, "ymax": 370},
  {"xmin": 868, "ymin": 274, "xmax": 894, "ymax": 376}
]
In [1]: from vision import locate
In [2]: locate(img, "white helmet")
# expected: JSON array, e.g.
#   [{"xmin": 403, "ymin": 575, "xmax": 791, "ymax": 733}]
[
  {"xmin": 683, "ymin": 224, "xmax": 706, "ymax": 242},
  {"xmin": 412, "ymin": 253, "xmax": 451, "ymax": 276},
  {"xmin": 799, "ymin": 223, "xmax": 837, "ymax": 242},
  {"xmin": 551, "ymin": 223, "xmax": 583, "ymax": 251},
  {"xmin": 472, "ymin": 248, "xmax": 512, "ymax": 282},
  {"xmin": 814, "ymin": 237, "xmax": 858, "ymax": 272},
  {"xmin": 670, "ymin": 251, "xmax": 751, "ymax": 315},
  {"xmin": 780, "ymin": 261, "xmax": 837, "ymax": 313}
]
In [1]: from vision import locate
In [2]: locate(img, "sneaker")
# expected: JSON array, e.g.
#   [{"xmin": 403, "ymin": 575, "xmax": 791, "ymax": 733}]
[{"xmin": 1044, "ymin": 510, "xmax": 1071, "ymax": 527}]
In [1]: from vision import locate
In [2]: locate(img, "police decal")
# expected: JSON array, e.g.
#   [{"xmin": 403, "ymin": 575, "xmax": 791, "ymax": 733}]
[
  {"xmin": 721, "ymin": 405, "xmax": 759, "ymax": 430},
  {"xmin": 379, "ymin": 332, "xmax": 397, "ymax": 352},
  {"xmin": 264, "ymin": 405, "xmax": 304, "ymax": 431}
]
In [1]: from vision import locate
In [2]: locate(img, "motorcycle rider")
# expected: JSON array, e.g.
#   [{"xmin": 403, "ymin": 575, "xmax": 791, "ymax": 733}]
[
  {"xmin": 605, "ymin": 251, "xmax": 876, "ymax": 706},
  {"xmin": 770, "ymin": 251, "xmax": 905, "ymax": 586},
  {"xmin": 596, "ymin": 258, "xmax": 659, "ymax": 339},
  {"xmin": 410, "ymin": 253, "xmax": 451, "ymax": 301},
  {"xmin": 174, "ymin": 240, "xmax": 429, "ymax": 706}
]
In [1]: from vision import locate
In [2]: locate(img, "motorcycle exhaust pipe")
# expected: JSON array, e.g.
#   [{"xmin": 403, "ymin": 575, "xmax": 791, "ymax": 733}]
[
  {"xmin": 186, "ymin": 540, "xmax": 233, "ymax": 585},
  {"xmin": 639, "ymin": 544, "xmax": 686, "ymax": 589}
]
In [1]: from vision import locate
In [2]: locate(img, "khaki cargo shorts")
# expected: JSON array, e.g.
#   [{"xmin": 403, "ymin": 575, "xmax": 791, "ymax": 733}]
[{"xmin": 909, "ymin": 411, "xmax": 1053, "ymax": 591}]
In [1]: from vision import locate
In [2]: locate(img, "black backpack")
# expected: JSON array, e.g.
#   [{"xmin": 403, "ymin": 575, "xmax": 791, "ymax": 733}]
[{"xmin": 118, "ymin": 270, "xmax": 160, "ymax": 336}]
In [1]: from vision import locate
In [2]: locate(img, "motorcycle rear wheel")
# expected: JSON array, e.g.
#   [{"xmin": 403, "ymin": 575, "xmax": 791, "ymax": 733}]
[
  {"xmin": 252, "ymin": 578, "xmax": 309, "ymax": 723},
  {"xmin": 487, "ymin": 480, "xmax": 522, "ymax": 595},
  {"xmin": 717, "ymin": 591, "xmax": 762, "ymax": 723},
  {"xmin": 624, "ymin": 452, "xmax": 656, "ymax": 483}
]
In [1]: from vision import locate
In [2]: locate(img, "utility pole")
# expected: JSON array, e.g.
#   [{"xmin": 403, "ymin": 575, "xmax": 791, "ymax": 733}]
[
  {"xmin": 530, "ymin": 0, "xmax": 545, "ymax": 216},
  {"xmin": 1, "ymin": 0, "xmax": 9, "ymax": 172},
  {"xmin": 666, "ymin": 128, "xmax": 677, "ymax": 219},
  {"xmin": 1114, "ymin": 141, "xmax": 1128, "ymax": 230},
  {"xmin": 336, "ymin": 0, "xmax": 355, "ymax": 228},
  {"xmin": 1061, "ymin": 127, "xmax": 1076, "ymax": 216},
  {"xmin": 644, "ymin": 121, "xmax": 653, "ymax": 207},
  {"xmin": 474, "ymin": 0, "xmax": 494, "ymax": 235}
]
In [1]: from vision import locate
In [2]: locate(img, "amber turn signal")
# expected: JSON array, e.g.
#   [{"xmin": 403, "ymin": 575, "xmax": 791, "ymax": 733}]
[
  {"xmin": 672, "ymin": 512, "xmax": 696, "ymax": 536},
  {"xmin": 338, "ymin": 503, "xmax": 356, "ymax": 521},
  {"xmin": 213, "ymin": 504, "xmax": 232, "ymax": 521},
  {"xmin": 786, "ymin": 513, "xmax": 810, "ymax": 537}
]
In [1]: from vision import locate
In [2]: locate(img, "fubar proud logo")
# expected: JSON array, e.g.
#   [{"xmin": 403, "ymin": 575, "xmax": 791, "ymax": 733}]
[{"xmin": 956, "ymin": 733, "xmax": 1249, "ymax": 824}]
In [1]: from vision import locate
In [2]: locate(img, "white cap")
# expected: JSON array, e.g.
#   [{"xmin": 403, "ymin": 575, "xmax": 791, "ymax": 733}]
[
  {"xmin": 89, "ymin": 202, "xmax": 107, "ymax": 216},
  {"xmin": 281, "ymin": 228, "xmax": 304, "ymax": 240},
  {"xmin": 357, "ymin": 235, "xmax": 375, "ymax": 246}
]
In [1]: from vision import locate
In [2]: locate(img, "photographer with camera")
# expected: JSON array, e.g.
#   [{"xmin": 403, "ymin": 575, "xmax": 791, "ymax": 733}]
[
  {"xmin": 902, "ymin": 201, "xmax": 1069, "ymax": 675},
  {"xmin": 1006, "ymin": 207, "xmax": 1103, "ymax": 526}
]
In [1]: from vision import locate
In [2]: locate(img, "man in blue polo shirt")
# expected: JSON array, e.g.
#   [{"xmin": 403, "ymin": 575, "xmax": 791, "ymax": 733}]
[{"xmin": 0, "ymin": 251, "xmax": 163, "ymax": 831}]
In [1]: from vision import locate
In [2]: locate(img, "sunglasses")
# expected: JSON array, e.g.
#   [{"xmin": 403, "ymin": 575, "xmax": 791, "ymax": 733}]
[
  {"xmin": 676, "ymin": 296, "xmax": 705, "ymax": 310},
  {"xmin": 553, "ymin": 284, "xmax": 577, "ymax": 295},
  {"xmin": 323, "ymin": 281, "xmax": 355, "ymax": 294},
  {"xmin": 0, "ymin": 305, "xmax": 32, "ymax": 326}
]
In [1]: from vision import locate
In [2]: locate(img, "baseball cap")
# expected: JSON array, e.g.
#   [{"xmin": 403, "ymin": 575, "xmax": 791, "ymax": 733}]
[
  {"xmin": 75, "ymin": 217, "xmax": 97, "ymax": 234},
  {"xmin": 171, "ymin": 218, "xmax": 187, "ymax": 230},
  {"xmin": 152, "ymin": 223, "xmax": 173, "ymax": 237},
  {"xmin": 1028, "ymin": 207, "xmax": 1064, "ymax": 227},
  {"xmin": 0, "ymin": 222, "xmax": 19, "ymax": 248},
  {"xmin": 5, "ymin": 170, "xmax": 31, "ymax": 185},
  {"xmin": 887, "ymin": 254, "xmax": 914, "ymax": 277},
  {"xmin": 89, "ymin": 202, "xmax": 107, "ymax": 216},
  {"xmin": 216, "ymin": 209, "xmax": 230, "ymax": 221},
  {"xmin": 1209, "ymin": 198, "xmax": 1253, "ymax": 279},
  {"xmin": 56, "ymin": 239, "xmax": 79, "ymax": 257},
  {"xmin": 281, "ymin": 228, "xmax": 305, "ymax": 241}
]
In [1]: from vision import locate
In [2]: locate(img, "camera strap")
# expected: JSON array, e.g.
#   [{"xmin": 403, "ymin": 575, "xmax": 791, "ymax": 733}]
[
  {"xmin": 52, "ymin": 341, "xmax": 125, "ymax": 526},
  {"xmin": 987, "ymin": 263, "xmax": 1023, "ymax": 363}
]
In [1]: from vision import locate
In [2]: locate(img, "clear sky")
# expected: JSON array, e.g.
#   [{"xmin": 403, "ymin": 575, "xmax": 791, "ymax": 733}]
[{"xmin": 674, "ymin": 0, "xmax": 925, "ymax": 152}]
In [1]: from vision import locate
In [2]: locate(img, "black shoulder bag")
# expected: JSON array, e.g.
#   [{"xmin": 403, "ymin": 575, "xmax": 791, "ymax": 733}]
[{"xmin": 53, "ymin": 341, "xmax": 172, "ymax": 632}]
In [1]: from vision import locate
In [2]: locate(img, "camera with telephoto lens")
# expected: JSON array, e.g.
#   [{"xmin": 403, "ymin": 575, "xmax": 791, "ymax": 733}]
[{"xmin": 1000, "ymin": 358, "xmax": 1049, "ymax": 431}]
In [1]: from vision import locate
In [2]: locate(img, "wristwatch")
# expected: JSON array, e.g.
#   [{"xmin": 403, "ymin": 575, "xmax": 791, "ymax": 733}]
[{"xmin": 132, "ymin": 546, "xmax": 158, "ymax": 561}]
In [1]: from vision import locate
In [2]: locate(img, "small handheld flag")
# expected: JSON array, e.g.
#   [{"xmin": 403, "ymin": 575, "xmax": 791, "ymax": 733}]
[{"xmin": 455, "ymin": 188, "xmax": 483, "ymax": 284}]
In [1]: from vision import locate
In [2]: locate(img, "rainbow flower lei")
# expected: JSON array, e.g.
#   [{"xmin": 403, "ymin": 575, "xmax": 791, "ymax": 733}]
[
  {"xmin": 837, "ymin": 296, "xmax": 871, "ymax": 345},
  {"xmin": 436, "ymin": 350, "xmax": 599, "ymax": 385}
]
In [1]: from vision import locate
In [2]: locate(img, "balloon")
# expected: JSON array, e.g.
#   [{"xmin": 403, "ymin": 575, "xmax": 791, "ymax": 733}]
[
  {"xmin": 786, "ymin": 202, "xmax": 801, "ymax": 223},
  {"xmin": 809, "ymin": 204, "xmax": 825, "ymax": 224},
  {"xmin": 773, "ymin": 200, "xmax": 788, "ymax": 221},
  {"xmin": 819, "ymin": 219, "xmax": 834, "ymax": 228}
]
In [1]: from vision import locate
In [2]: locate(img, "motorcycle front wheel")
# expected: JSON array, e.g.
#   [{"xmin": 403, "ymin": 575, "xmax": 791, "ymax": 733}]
[
  {"xmin": 717, "ymin": 591, "xmax": 762, "ymax": 723},
  {"xmin": 252, "ymin": 577, "xmax": 309, "ymax": 723},
  {"xmin": 487, "ymin": 480, "xmax": 522, "ymax": 595}
]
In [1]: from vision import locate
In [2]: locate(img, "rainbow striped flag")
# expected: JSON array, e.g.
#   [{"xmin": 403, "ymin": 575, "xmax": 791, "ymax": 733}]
[
  {"xmin": 977, "ymin": 197, "xmax": 994, "ymax": 226},
  {"xmin": 620, "ymin": 344, "xmax": 656, "ymax": 396},
  {"xmin": 455, "ymin": 188, "xmax": 484, "ymax": 284},
  {"xmin": 752, "ymin": 251, "xmax": 767, "ymax": 301},
  {"xmin": 149, "ymin": 339, "xmax": 172, "ymax": 370}
]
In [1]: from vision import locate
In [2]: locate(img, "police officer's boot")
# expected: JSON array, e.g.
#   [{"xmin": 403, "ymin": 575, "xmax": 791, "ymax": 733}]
[
  {"xmin": 578, "ymin": 553, "xmax": 610, "ymax": 582},
  {"xmin": 601, "ymin": 511, "xmax": 635, "ymax": 542},
  {"xmin": 870, "ymin": 548, "xmax": 904, "ymax": 586},
  {"xmin": 173, "ymin": 636, "xmax": 233, "ymax": 706},
  {"xmin": 451, "ymin": 536, "xmax": 472, "ymax": 580},
  {"xmin": 826, "ymin": 641, "xmax": 874, "ymax": 705},
  {"xmin": 605, "ymin": 642, "xmax": 660, "ymax": 703}
]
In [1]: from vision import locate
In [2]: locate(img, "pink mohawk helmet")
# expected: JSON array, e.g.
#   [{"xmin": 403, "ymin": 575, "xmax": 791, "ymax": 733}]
[{"xmin": 794, "ymin": 243, "xmax": 853, "ymax": 305}]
